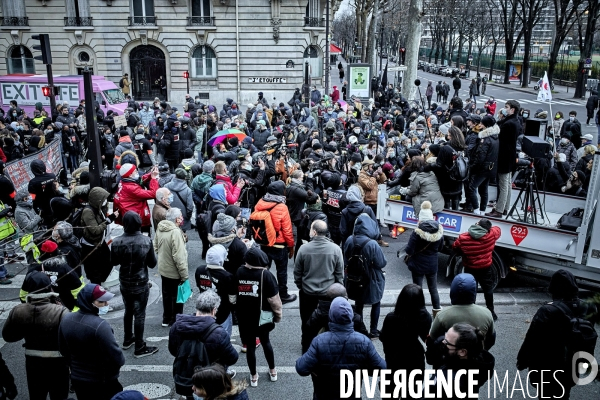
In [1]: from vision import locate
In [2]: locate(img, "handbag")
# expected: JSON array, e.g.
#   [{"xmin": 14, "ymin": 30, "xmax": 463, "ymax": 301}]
[
  {"xmin": 258, "ymin": 270, "xmax": 274, "ymax": 326},
  {"xmin": 176, "ymin": 280, "xmax": 192, "ymax": 304}
]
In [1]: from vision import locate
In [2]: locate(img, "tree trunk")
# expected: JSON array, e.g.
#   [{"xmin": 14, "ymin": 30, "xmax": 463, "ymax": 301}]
[
  {"xmin": 574, "ymin": 1, "xmax": 599, "ymax": 98},
  {"xmin": 456, "ymin": 35, "xmax": 463, "ymax": 68},
  {"xmin": 441, "ymin": 33, "xmax": 447, "ymax": 64},
  {"xmin": 489, "ymin": 42, "xmax": 498, "ymax": 80},
  {"xmin": 521, "ymin": 30, "xmax": 532, "ymax": 88},
  {"xmin": 368, "ymin": 0, "xmax": 380, "ymax": 72},
  {"xmin": 402, "ymin": 0, "xmax": 423, "ymax": 100},
  {"xmin": 504, "ymin": 39, "xmax": 514, "ymax": 84},
  {"xmin": 547, "ymin": 38, "xmax": 561, "ymax": 86}
]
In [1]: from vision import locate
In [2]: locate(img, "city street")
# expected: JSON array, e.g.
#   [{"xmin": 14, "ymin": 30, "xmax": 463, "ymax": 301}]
[{"xmin": 1, "ymin": 226, "xmax": 599, "ymax": 399}]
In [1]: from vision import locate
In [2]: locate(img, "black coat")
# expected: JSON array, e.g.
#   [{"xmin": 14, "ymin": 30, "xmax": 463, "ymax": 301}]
[
  {"xmin": 471, "ymin": 124, "xmax": 499, "ymax": 176},
  {"xmin": 436, "ymin": 143, "xmax": 464, "ymax": 196},
  {"xmin": 405, "ymin": 220, "xmax": 444, "ymax": 275},
  {"xmin": 452, "ymin": 78, "xmax": 461, "ymax": 90},
  {"xmin": 286, "ymin": 180, "xmax": 317, "ymax": 223},
  {"xmin": 252, "ymin": 128, "xmax": 270, "ymax": 151},
  {"xmin": 497, "ymin": 113, "xmax": 520, "ymax": 174}
]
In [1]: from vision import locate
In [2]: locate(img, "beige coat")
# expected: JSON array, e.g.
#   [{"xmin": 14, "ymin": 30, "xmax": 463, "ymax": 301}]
[
  {"xmin": 122, "ymin": 77, "xmax": 131, "ymax": 95},
  {"xmin": 153, "ymin": 219, "xmax": 188, "ymax": 280},
  {"xmin": 358, "ymin": 170, "xmax": 386, "ymax": 205}
]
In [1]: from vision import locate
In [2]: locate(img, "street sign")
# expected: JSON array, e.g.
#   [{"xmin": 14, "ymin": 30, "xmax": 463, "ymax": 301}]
[
  {"xmin": 585, "ymin": 58, "xmax": 592, "ymax": 68},
  {"xmin": 468, "ymin": 55, "xmax": 473, "ymax": 60},
  {"xmin": 388, "ymin": 66, "xmax": 407, "ymax": 72}
]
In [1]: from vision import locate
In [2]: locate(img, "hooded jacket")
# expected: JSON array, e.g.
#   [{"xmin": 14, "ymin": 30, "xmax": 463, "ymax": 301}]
[
  {"xmin": 296, "ymin": 297, "xmax": 386, "ymax": 399},
  {"xmin": 286, "ymin": 179, "xmax": 317, "ymax": 223},
  {"xmin": 430, "ymin": 274, "xmax": 496, "ymax": 350},
  {"xmin": 165, "ymin": 177, "xmax": 194, "ymax": 231},
  {"xmin": 14, "ymin": 198, "xmax": 42, "ymax": 234},
  {"xmin": 154, "ymin": 219, "xmax": 188, "ymax": 280},
  {"xmin": 436, "ymin": 350, "xmax": 495, "ymax": 399},
  {"xmin": 254, "ymin": 182, "xmax": 294, "ymax": 248},
  {"xmin": 340, "ymin": 186, "xmax": 378, "ymax": 245},
  {"xmin": 208, "ymin": 185, "xmax": 228, "ymax": 223},
  {"xmin": 471, "ymin": 124, "xmax": 499, "ymax": 175},
  {"xmin": 58, "ymin": 284, "xmax": 125, "ymax": 383},
  {"xmin": 358, "ymin": 169, "xmax": 386, "ymax": 204},
  {"xmin": 453, "ymin": 225, "xmax": 501, "ymax": 269},
  {"xmin": 28, "ymin": 159, "xmax": 61, "ymax": 224},
  {"xmin": 113, "ymin": 173, "xmax": 159, "ymax": 228},
  {"xmin": 343, "ymin": 214, "xmax": 386, "ymax": 304},
  {"xmin": 113, "ymin": 136, "xmax": 135, "ymax": 168},
  {"xmin": 407, "ymin": 171, "xmax": 445, "ymax": 215},
  {"xmin": 81, "ymin": 187, "xmax": 110, "ymax": 245},
  {"xmin": 214, "ymin": 174, "xmax": 242, "ymax": 204},
  {"xmin": 405, "ymin": 220, "xmax": 444, "ymax": 275},
  {"xmin": 111, "ymin": 212, "xmax": 157, "ymax": 292}
]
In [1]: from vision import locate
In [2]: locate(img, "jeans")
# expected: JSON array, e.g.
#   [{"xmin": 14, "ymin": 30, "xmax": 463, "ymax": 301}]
[
  {"xmin": 161, "ymin": 275, "xmax": 184, "ymax": 325},
  {"xmin": 300, "ymin": 290, "xmax": 323, "ymax": 353},
  {"xmin": 72, "ymin": 379, "xmax": 123, "ymax": 400},
  {"xmin": 122, "ymin": 285, "xmax": 150, "ymax": 351},
  {"xmin": 469, "ymin": 173, "xmax": 491, "ymax": 212},
  {"xmin": 354, "ymin": 301, "xmax": 381, "ymax": 334},
  {"xmin": 412, "ymin": 272, "xmax": 441, "ymax": 309},
  {"xmin": 25, "ymin": 356, "xmax": 69, "ymax": 400},
  {"xmin": 495, "ymin": 172, "xmax": 512, "ymax": 213},
  {"xmin": 464, "ymin": 267, "xmax": 495, "ymax": 312},
  {"xmin": 262, "ymin": 246, "xmax": 290, "ymax": 297},
  {"xmin": 472, "ymin": 95, "xmax": 477, "ymax": 106},
  {"xmin": 220, "ymin": 313, "xmax": 233, "ymax": 338},
  {"xmin": 453, "ymin": 89, "xmax": 459, "ymax": 98},
  {"xmin": 69, "ymin": 153, "xmax": 79, "ymax": 173}
]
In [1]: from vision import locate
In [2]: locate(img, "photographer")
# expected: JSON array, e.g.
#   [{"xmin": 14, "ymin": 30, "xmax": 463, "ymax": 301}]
[
  {"xmin": 436, "ymin": 126, "xmax": 466, "ymax": 210},
  {"xmin": 468, "ymin": 116, "xmax": 499, "ymax": 215},
  {"xmin": 213, "ymin": 136, "xmax": 241, "ymax": 166},
  {"xmin": 287, "ymin": 169, "xmax": 318, "ymax": 228},
  {"xmin": 235, "ymin": 158, "xmax": 266, "ymax": 212},
  {"xmin": 358, "ymin": 159, "xmax": 387, "ymax": 239}
]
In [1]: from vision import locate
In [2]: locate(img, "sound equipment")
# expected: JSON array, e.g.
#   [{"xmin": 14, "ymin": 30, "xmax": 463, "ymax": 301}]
[
  {"xmin": 524, "ymin": 118, "xmax": 548, "ymax": 139},
  {"xmin": 522, "ymin": 135, "xmax": 551, "ymax": 159}
]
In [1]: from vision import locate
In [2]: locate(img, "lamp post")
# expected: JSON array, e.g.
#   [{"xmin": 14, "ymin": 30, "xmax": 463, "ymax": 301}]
[
  {"xmin": 325, "ymin": 0, "xmax": 330, "ymax": 95},
  {"xmin": 183, "ymin": 70, "xmax": 190, "ymax": 94}
]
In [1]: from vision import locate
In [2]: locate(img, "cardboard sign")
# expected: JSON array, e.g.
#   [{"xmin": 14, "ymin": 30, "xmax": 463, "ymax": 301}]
[
  {"xmin": 510, "ymin": 225, "xmax": 528, "ymax": 246},
  {"xmin": 4, "ymin": 139, "xmax": 63, "ymax": 193},
  {"xmin": 113, "ymin": 115, "xmax": 127, "ymax": 129}
]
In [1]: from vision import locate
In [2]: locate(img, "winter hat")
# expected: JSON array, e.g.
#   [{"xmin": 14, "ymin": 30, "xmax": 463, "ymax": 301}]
[
  {"xmin": 119, "ymin": 129, "xmax": 129, "ymax": 137},
  {"xmin": 40, "ymin": 240, "xmax": 58, "ymax": 255},
  {"xmin": 175, "ymin": 168, "xmax": 188, "ymax": 180},
  {"xmin": 244, "ymin": 247, "xmax": 270, "ymax": 268},
  {"xmin": 418, "ymin": 201, "xmax": 434, "ymax": 222},
  {"xmin": 435, "ymin": 106, "xmax": 443, "ymax": 113},
  {"xmin": 229, "ymin": 137, "xmax": 239, "ymax": 147},
  {"xmin": 575, "ymin": 170, "xmax": 587, "ymax": 182},
  {"xmin": 15, "ymin": 188, "xmax": 30, "ymax": 202},
  {"xmin": 351, "ymin": 152, "xmax": 362, "ymax": 163},
  {"xmin": 110, "ymin": 390, "xmax": 146, "ymax": 400},
  {"xmin": 79, "ymin": 171, "xmax": 90, "ymax": 185},
  {"xmin": 407, "ymin": 149, "xmax": 422, "ymax": 159},
  {"xmin": 438, "ymin": 122, "xmax": 451, "ymax": 135},
  {"xmin": 481, "ymin": 115, "xmax": 496, "ymax": 128},
  {"xmin": 348, "ymin": 135, "xmax": 358, "ymax": 144},
  {"xmin": 312, "ymin": 142, "xmax": 323, "ymax": 150},
  {"xmin": 267, "ymin": 180, "xmax": 286, "ymax": 196},
  {"xmin": 184, "ymin": 148, "xmax": 194, "ymax": 158},
  {"xmin": 419, "ymin": 219, "xmax": 441, "ymax": 234},
  {"xmin": 202, "ymin": 160, "xmax": 215, "ymax": 173},
  {"xmin": 206, "ymin": 244, "xmax": 228, "ymax": 267},
  {"xmin": 561, "ymin": 131, "xmax": 572, "ymax": 139},
  {"xmin": 118, "ymin": 163, "xmax": 137, "ymax": 178},
  {"xmin": 213, "ymin": 213, "xmax": 236, "ymax": 235},
  {"xmin": 428, "ymin": 144, "xmax": 441, "ymax": 156},
  {"xmin": 466, "ymin": 114, "xmax": 481, "ymax": 124},
  {"xmin": 50, "ymin": 197, "xmax": 74, "ymax": 222},
  {"xmin": 548, "ymin": 269, "xmax": 579, "ymax": 300},
  {"xmin": 478, "ymin": 218, "xmax": 492, "ymax": 232},
  {"xmin": 54, "ymin": 221, "xmax": 74, "ymax": 240}
]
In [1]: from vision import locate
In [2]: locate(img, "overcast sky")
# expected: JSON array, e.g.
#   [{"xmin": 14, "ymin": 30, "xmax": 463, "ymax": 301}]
[{"xmin": 337, "ymin": 0, "xmax": 351, "ymax": 16}]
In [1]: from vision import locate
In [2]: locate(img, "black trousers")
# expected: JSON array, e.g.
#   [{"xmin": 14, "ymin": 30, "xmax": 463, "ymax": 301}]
[
  {"xmin": 464, "ymin": 266, "xmax": 495, "ymax": 312},
  {"xmin": 262, "ymin": 246, "xmax": 290, "ymax": 297},
  {"xmin": 122, "ymin": 285, "xmax": 150, "ymax": 351},
  {"xmin": 72, "ymin": 378, "xmax": 123, "ymax": 400},
  {"xmin": 161, "ymin": 275, "xmax": 184, "ymax": 325},
  {"xmin": 82, "ymin": 242, "xmax": 112, "ymax": 284},
  {"xmin": 300, "ymin": 290, "xmax": 324, "ymax": 353},
  {"xmin": 25, "ymin": 356, "xmax": 69, "ymax": 400}
]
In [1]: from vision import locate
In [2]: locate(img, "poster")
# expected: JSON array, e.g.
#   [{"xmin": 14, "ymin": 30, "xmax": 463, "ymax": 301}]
[
  {"xmin": 509, "ymin": 63, "xmax": 522, "ymax": 82},
  {"xmin": 4, "ymin": 139, "xmax": 63, "ymax": 193},
  {"xmin": 347, "ymin": 64, "xmax": 371, "ymax": 98},
  {"xmin": 113, "ymin": 115, "xmax": 127, "ymax": 129}
]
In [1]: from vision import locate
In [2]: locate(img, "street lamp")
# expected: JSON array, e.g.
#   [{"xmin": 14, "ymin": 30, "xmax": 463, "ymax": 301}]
[{"xmin": 183, "ymin": 70, "xmax": 190, "ymax": 94}]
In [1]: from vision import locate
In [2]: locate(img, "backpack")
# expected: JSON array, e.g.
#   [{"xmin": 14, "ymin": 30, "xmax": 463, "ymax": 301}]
[
  {"xmin": 101, "ymin": 169, "xmax": 118, "ymax": 199},
  {"xmin": 119, "ymin": 78, "xmax": 124, "ymax": 89},
  {"xmin": 172, "ymin": 323, "xmax": 219, "ymax": 389},
  {"xmin": 70, "ymin": 205, "xmax": 92, "ymax": 239},
  {"xmin": 133, "ymin": 139, "xmax": 152, "ymax": 167},
  {"xmin": 249, "ymin": 204, "xmax": 277, "ymax": 246},
  {"xmin": 447, "ymin": 150, "xmax": 469, "ymax": 181},
  {"xmin": 345, "ymin": 237, "xmax": 370, "ymax": 301}
]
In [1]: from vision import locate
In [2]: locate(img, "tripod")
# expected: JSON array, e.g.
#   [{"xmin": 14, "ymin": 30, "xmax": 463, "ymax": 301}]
[{"xmin": 507, "ymin": 164, "xmax": 545, "ymax": 224}]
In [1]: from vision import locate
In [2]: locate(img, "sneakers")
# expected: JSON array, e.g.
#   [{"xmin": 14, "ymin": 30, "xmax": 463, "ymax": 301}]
[
  {"xmin": 368, "ymin": 330, "xmax": 380, "ymax": 339},
  {"xmin": 250, "ymin": 374, "xmax": 259, "ymax": 387},
  {"xmin": 122, "ymin": 337, "xmax": 136, "ymax": 350},
  {"xmin": 473, "ymin": 210, "xmax": 482, "ymax": 216},
  {"xmin": 161, "ymin": 323, "xmax": 169, "ymax": 327},
  {"xmin": 0, "ymin": 278, "xmax": 12, "ymax": 285},
  {"xmin": 378, "ymin": 239, "xmax": 389, "ymax": 247},
  {"xmin": 280, "ymin": 294, "xmax": 297, "ymax": 304},
  {"xmin": 269, "ymin": 370, "xmax": 278, "ymax": 382},
  {"xmin": 134, "ymin": 346, "xmax": 159, "ymax": 358}
]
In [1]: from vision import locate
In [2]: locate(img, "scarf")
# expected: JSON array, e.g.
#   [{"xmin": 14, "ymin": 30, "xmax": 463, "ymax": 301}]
[{"xmin": 263, "ymin": 193, "xmax": 286, "ymax": 204}]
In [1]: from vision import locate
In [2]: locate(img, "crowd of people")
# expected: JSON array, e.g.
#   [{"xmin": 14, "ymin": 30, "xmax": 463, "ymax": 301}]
[{"xmin": 0, "ymin": 71, "xmax": 597, "ymax": 400}]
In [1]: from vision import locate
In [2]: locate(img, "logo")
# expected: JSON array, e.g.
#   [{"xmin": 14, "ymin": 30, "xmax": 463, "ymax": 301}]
[{"xmin": 573, "ymin": 351, "xmax": 598, "ymax": 386}]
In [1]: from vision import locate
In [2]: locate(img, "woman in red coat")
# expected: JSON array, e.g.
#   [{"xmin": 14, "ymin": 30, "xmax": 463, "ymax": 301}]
[{"xmin": 113, "ymin": 163, "xmax": 159, "ymax": 234}]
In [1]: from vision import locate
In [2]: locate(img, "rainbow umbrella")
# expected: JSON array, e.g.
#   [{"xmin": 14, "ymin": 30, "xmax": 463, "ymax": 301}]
[
  {"xmin": 207, "ymin": 129, "xmax": 247, "ymax": 146},
  {"xmin": 338, "ymin": 100, "xmax": 348, "ymax": 112}
]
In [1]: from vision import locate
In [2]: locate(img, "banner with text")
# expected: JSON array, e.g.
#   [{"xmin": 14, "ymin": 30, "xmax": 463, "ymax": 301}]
[{"xmin": 4, "ymin": 139, "xmax": 63, "ymax": 193}]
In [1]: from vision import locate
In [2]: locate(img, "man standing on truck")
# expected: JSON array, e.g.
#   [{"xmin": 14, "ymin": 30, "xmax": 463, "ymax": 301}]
[{"xmin": 452, "ymin": 218, "xmax": 501, "ymax": 320}]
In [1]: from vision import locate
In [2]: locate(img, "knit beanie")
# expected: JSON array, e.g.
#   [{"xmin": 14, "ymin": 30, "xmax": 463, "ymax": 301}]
[
  {"xmin": 175, "ymin": 168, "xmax": 187, "ymax": 180},
  {"xmin": 206, "ymin": 244, "xmax": 228, "ymax": 267},
  {"xmin": 184, "ymin": 148, "xmax": 194, "ymax": 158},
  {"xmin": 244, "ymin": 247, "xmax": 270, "ymax": 267},
  {"xmin": 213, "ymin": 213, "xmax": 236, "ymax": 236},
  {"xmin": 202, "ymin": 160, "xmax": 215, "ymax": 173},
  {"xmin": 15, "ymin": 188, "xmax": 30, "ymax": 202},
  {"xmin": 418, "ymin": 201, "xmax": 434, "ymax": 222},
  {"xmin": 118, "ymin": 163, "xmax": 137, "ymax": 178}
]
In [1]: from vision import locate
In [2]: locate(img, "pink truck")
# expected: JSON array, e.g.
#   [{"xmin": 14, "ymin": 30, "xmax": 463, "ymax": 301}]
[{"xmin": 0, "ymin": 74, "xmax": 128, "ymax": 115}]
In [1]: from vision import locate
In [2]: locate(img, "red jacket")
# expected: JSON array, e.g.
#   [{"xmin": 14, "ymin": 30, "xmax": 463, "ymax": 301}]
[
  {"xmin": 113, "ymin": 173, "xmax": 159, "ymax": 227},
  {"xmin": 0, "ymin": 148, "xmax": 6, "ymax": 163},
  {"xmin": 254, "ymin": 198, "xmax": 294, "ymax": 248},
  {"xmin": 214, "ymin": 174, "xmax": 241, "ymax": 205},
  {"xmin": 453, "ymin": 226, "xmax": 501, "ymax": 269}
]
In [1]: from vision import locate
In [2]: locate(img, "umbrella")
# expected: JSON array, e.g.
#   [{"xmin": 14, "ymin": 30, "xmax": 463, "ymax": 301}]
[
  {"xmin": 338, "ymin": 100, "xmax": 348, "ymax": 112},
  {"xmin": 207, "ymin": 129, "xmax": 247, "ymax": 146}
]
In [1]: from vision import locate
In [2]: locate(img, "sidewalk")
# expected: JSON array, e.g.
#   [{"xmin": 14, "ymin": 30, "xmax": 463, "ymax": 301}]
[{"xmin": 486, "ymin": 79, "xmax": 587, "ymax": 104}]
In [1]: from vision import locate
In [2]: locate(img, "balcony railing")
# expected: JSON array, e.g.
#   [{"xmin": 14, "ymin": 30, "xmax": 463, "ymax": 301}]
[
  {"xmin": 64, "ymin": 17, "xmax": 93, "ymax": 27},
  {"xmin": 187, "ymin": 16, "xmax": 215, "ymax": 26},
  {"xmin": 1, "ymin": 16, "xmax": 29, "ymax": 27},
  {"xmin": 304, "ymin": 17, "xmax": 324, "ymax": 28},
  {"xmin": 128, "ymin": 16, "xmax": 157, "ymax": 26}
]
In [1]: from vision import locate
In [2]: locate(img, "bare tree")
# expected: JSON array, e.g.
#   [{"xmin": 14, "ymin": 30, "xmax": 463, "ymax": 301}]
[
  {"xmin": 471, "ymin": 8, "xmax": 494, "ymax": 74},
  {"xmin": 487, "ymin": 9, "xmax": 503, "ymax": 79},
  {"xmin": 403, "ymin": 0, "xmax": 424, "ymax": 99},
  {"xmin": 350, "ymin": 0, "xmax": 377, "ymax": 62},
  {"xmin": 333, "ymin": 11, "xmax": 357, "ymax": 58},
  {"xmin": 574, "ymin": 0, "xmax": 600, "ymax": 98},
  {"xmin": 516, "ymin": 0, "xmax": 550, "ymax": 88},
  {"xmin": 489, "ymin": 0, "xmax": 524, "ymax": 84},
  {"xmin": 547, "ymin": 0, "xmax": 583, "ymax": 86}
]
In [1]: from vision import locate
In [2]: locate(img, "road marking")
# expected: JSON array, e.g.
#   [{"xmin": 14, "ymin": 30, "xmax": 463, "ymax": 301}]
[
  {"xmin": 122, "ymin": 383, "xmax": 171, "ymax": 399},
  {"xmin": 122, "ymin": 365, "xmax": 298, "ymax": 373},
  {"xmin": 146, "ymin": 336, "xmax": 169, "ymax": 342}
]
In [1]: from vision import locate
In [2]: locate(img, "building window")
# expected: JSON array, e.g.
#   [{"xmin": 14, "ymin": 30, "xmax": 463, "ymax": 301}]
[
  {"xmin": 1, "ymin": 0, "xmax": 28, "ymax": 26},
  {"xmin": 6, "ymin": 45, "xmax": 35, "ymax": 74},
  {"xmin": 65, "ymin": 0, "xmax": 92, "ymax": 26},
  {"xmin": 78, "ymin": 51, "xmax": 90, "ymax": 62},
  {"xmin": 304, "ymin": 0, "xmax": 323, "ymax": 27},
  {"xmin": 130, "ymin": 0, "xmax": 156, "ymax": 26},
  {"xmin": 191, "ymin": 46, "xmax": 216, "ymax": 79},
  {"xmin": 188, "ymin": 0, "xmax": 214, "ymax": 26},
  {"xmin": 304, "ymin": 46, "xmax": 322, "ymax": 78}
]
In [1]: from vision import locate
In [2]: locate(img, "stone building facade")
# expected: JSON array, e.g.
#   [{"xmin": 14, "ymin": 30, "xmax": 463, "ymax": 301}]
[{"xmin": 0, "ymin": 0, "xmax": 333, "ymax": 106}]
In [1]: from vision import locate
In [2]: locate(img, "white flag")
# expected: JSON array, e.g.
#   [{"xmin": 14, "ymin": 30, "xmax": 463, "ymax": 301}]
[{"xmin": 537, "ymin": 71, "xmax": 552, "ymax": 102}]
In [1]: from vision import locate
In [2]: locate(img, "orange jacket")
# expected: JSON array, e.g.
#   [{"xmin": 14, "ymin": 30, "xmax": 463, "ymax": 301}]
[{"xmin": 254, "ymin": 198, "xmax": 294, "ymax": 248}]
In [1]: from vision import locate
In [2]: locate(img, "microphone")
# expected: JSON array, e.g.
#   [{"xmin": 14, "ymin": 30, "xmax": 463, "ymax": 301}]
[{"xmin": 414, "ymin": 79, "xmax": 421, "ymax": 86}]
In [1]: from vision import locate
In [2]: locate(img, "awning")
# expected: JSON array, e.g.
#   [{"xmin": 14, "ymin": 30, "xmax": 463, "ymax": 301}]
[{"xmin": 330, "ymin": 44, "xmax": 342, "ymax": 54}]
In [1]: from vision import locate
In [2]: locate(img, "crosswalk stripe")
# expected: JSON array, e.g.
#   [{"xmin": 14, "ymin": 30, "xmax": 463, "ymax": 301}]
[{"xmin": 121, "ymin": 365, "xmax": 298, "ymax": 373}]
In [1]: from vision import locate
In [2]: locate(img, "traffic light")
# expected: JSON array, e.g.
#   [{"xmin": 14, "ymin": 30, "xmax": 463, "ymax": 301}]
[
  {"xmin": 399, "ymin": 47, "xmax": 406, "ymax": 65},
  {"xmin": 183, "ymin": 71, "xmax": 189, "ymax": 79},
  {"xmin": 41, "ymin": 86, "xmax": 51, "ymax": 97},
  {"xmin": 32, "ymin": 34, "xmax": 52, "ymax": 65},
  {"xmin": 53, "ymin": 86, "xmax": 60, "ymax": 96}
]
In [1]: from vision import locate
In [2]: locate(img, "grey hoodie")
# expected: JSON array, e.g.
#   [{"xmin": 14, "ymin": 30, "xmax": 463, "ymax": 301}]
[{"xmin": 164, "ymin": 178, "xmax": 194, "ymax": 231}]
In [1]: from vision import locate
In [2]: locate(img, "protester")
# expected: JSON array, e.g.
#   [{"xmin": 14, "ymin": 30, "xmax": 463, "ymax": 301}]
[
  {"xmin": 114, "ymin": 163, "xmax": 160, "ymax": 234},
  {"xmin": 152, "ymin": 187, "xmax": 171, "ymax": 231}
]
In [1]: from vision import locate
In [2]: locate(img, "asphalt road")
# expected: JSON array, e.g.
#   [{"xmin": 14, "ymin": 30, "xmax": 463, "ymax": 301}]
[{"xmin": 1, "ymin": 227, "xmax": 599, "ymax": 399}]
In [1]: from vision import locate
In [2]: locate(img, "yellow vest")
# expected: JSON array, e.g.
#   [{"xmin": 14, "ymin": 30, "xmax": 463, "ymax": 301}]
[{"xmin": 0, "ymin": 202, "xmax": 15, "ymax": 240}]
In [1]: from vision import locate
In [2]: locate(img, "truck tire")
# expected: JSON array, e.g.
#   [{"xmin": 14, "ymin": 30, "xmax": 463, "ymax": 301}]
[{"xmin": 447, "ymin": 250, "xmax": 504, "ymax": 291}]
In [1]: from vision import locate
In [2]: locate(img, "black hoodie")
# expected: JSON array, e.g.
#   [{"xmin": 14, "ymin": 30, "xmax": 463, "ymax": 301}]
[
  {"xmin": 28, "ymin": 159, "xmax": 62, "ymax": 224},
  {"xmin": 111, "ymin": 212, "xmax": 157, "ymax": 292}
]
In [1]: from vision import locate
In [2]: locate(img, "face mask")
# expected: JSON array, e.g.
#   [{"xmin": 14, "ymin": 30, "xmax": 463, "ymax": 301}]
[
  {"xmin": 328, "ymin": 110, "xmax": 333, "ymax": 115},
  {"xmin": 168, "ymin": 194, "xmax": 174, "ymax": 203},
  {"xmin": 354, "ymin": 128, "xmax": 360, "ymax": 134},
  {"xmin": 243, "ymin": 165, "xmax": 252, "ymax": 172},
  {"xmin": 144, "ymin": 106, "xmax": 148, "ymax": 111},
  {"xmin": 105, "ymin": 134, "xmax": 112, "ymax": 139},
  {"xmin": 569, "ymin": 116, "xmax": 575, "ymax": 122},
  {"xmin": 25, "ymin": 197, "xmax": 33, "ymax": 205},
  {"xmin": 416, "ymin": 130, "xmax": 424, "ymax": 135},
  {"xmin": 555, "ymin": 114, "xmax": 561, "ymax": 119},
  {"xmin": 561, "ymin": 138, "xmax": 568, "ymax": 145},
  {"xmin": 193, "ymin": 394, "xmax": 203, "ymax": 400},
  {"xmin": 501, "ymin": 108, "xmax": 509, "ymax": 116},
  {"xmin": 12, "ymin": 113, "xmax": 16, "ymax": 117},
  {"xmin": 131, "ymin": 171, "xmax": 140, "ymax": 181},
  {"xmin": 301, "ymin": 110, "xmax": 305, "ymax": 116},
  {"xmin": 102, "ymin": 199, "xmax": 108, "ymax": 206},
  {"xmin": 97, "ymin": 305, "xmax": 110, "ymax": 315}
]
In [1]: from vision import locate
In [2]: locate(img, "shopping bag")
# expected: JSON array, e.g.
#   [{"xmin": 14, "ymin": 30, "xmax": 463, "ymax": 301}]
[{"xmin": 176, "ymin": 280, "xmax": 192, "ymax": 304}]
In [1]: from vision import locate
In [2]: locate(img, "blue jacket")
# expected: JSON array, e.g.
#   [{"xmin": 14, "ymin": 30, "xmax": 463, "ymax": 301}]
[
  {"xmin": 405, "ymin": 220, "xmax": 444, "ymax": 275},
  {"xmin": 296, "ymin": 298, "xmax": 386, "ymax": 399},
  {"xmin": 339, "ymin": 191, "xmax": 379, "ymax": 245},
  {"xmin": 58, "ymin": 284, "xmax": 125, "ymax": 383},
  {"xmin": 343, "ymin": 214, "xmax": 386, "ymax": 304}
]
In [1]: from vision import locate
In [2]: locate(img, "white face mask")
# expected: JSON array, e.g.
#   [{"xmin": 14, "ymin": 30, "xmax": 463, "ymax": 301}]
[
  {"xmin": 561, "ymin": 138, "xmax": 569, "ymax": 145},
  {"xmin": 131, "ymin": 171, "xmax": 140, "ymax": 180},
  {"xmin": 301, "ymin": 110, "xmax": 305, "ymax": 116},
  {"xmin": 96, "ymin": 305, "xmax": 110, "ymax": 315},
  {"xmin": 569, "ymin": 116, "xmax": 575, "ymax": 122}
]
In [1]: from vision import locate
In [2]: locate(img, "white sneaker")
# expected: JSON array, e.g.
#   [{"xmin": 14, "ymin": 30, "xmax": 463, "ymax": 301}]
[{"xmin": 474, "ymin": 210, "xmax": 482, "ymax": 215}]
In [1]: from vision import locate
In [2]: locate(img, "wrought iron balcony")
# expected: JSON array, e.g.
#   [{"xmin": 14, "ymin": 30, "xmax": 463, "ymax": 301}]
[
  {"xmin": 1, "ymin": 17, "xmax": 29, "ymax": 27},
  {"xmin": 187, "ymin": 16, "xmax": 215, "ymax": 26},
  {"xmin": 128, "ymin": 16, "xmax": 157, "ymax": 26},
  {"xmin": 64, "ymin": 17, "xmax": 93, "ymax": 27},
  {"xmin": 304, "ymin": 17, "xmax": 324, "ymax": 28}
]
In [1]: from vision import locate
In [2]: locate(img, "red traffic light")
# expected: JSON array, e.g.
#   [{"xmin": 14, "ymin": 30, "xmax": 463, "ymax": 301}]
[
  {"xmin": 400, "ymin": 48, "xmax": 406, "ymax": 53},
  {"xmin": 41, "ymin": 86, "xmax": 52, "ymax": 97},
  {"xmin": 183, "ymin": 71, "xmax": 189, "ymax": 79}
]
